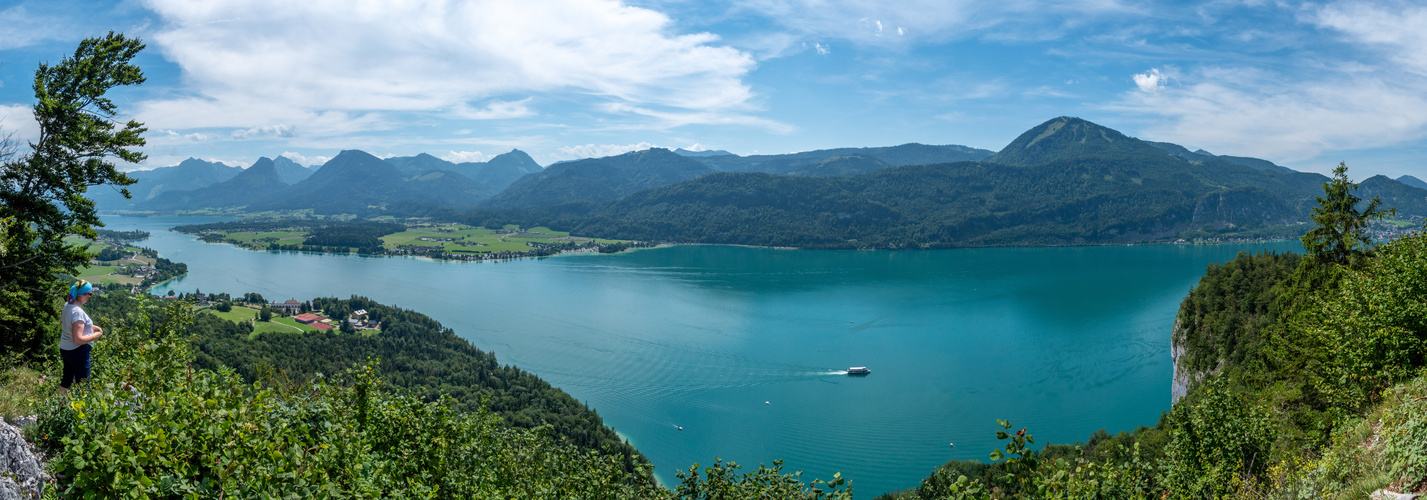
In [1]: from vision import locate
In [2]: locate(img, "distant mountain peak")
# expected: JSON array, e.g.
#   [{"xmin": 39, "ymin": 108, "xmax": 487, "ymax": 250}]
[
  {"xmin": 1398, "ymin": 175, "xmax": 1427, "ymax": 190},
  {"xmin": 989, "ymin": 116, "xmax": 1162, "ymax": 166},
  {"xmin": 247, "ymin": 156, "xmax": 277, "ymax": 172}
]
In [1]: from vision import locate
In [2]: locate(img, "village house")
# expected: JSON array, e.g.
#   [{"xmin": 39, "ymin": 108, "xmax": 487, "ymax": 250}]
[{"xmin": 270, "ymin": 299, "xmax": 303, "ymax": 314}]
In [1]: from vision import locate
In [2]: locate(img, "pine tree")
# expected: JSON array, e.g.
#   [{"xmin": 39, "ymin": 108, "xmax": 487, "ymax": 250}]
[{"xmin": 1301, "ymin": 162, "xmax": 1395, "ymax": 266}]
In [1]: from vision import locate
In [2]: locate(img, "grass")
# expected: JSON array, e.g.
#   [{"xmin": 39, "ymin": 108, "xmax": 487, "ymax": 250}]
[
  {"xmin": 202, "ymin": 306, "xmax": 323, "ymax": 336},
  {"xmin": 205, "ymin": 306, "xmax": 259, "ymax": 323},
  {"xmin": 0, "ymin": 364, "xmax": 55, "ymax": 422},
  {"xmin": 76, "ymin": 264, "xmax": 145, "ymax": 286},
  {"xmin": 270, "ymin": 316, "xmax": 320, "ymax": 333},
  {"xmin": 198, "ymin": 222, "xmax": 631, "ymax": 257},
  {"xmin": 380, "ymin": 224, "xmax": 622, "ymax": 254}
]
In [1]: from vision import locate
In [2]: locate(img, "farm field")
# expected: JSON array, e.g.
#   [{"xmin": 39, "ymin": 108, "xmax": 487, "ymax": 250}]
[
  {"xmin": 200, "ymin": 306, "xmax": 323, "ymax": 335},
  {"xmin": 66, "ymin": 235, "xmax": 158, "ymax": 286},
  {"xmin": 380, "ymin": 224, "xmax": 625, "ymax": 254}
]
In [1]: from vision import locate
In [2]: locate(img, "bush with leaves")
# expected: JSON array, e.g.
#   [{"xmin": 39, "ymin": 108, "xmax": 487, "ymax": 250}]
[
  {"xmin": 1280, "ymin": 231, "xmax": 1427, "ymax": 414},
  {"xmin": 1161, "ymin": 377, "xmax": 1275, "ymax": 498},
  {"xmin": 37, "ymin": 296, "xmax": 668, "ymax": 498},
  {"xmin": 672, "ymin": 458, "xmax": 851, "ymax": 499}
]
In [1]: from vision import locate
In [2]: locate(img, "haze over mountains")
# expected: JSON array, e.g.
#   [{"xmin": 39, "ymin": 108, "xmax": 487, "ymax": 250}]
[{"xmin": 103, "ymin": 117, "xmax": 1427, "ymax": 248}]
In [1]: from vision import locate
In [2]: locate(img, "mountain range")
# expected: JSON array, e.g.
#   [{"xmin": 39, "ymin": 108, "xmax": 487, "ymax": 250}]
[
  {"xmin": 472, "ymin": 117, "xmax": 1427, "ymax": 248},
  {"xmin": 103, "ymin": 116, "xmax": 1427, "ymax": 248}
]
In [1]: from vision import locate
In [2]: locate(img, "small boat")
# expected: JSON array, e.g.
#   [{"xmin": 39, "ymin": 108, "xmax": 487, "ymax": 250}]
[
  {"xmin": 765, "ymin": 401, "xmax": 770, "ymax": 405},
  {"xmin": 676, "ymin": 425, "xmax": 683, "ymax": 430},
  {"xmin": 847, "ymin": 367, "xmax": 871, "ymax": 376}
]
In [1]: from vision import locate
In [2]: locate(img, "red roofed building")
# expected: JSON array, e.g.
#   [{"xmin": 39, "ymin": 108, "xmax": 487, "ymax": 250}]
[{"xmin": 294, "ymin": 313, "xmax": 323, "ymax": 324}]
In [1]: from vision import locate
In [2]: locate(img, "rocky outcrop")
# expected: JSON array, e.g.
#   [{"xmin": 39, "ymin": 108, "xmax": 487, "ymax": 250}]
[
  {"xmin": 0, "ymin": 421, "xmax": 45, "ymax": 500},
  {"xmin": 1170, "ymin": 316, "xmax": 1222, "ymax": 405}
]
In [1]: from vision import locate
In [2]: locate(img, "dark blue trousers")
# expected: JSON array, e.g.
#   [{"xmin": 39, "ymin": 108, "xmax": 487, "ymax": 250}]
[{"xmin": 60, "ymin": 344, "xmax": 91, "ymax": 388}]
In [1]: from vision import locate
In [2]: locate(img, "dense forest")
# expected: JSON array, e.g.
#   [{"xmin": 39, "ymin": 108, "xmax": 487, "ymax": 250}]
[
  {"xmin": 302, "ymin": 221, "xmax": 406, "ymax": 248},
  {"xmin": 80, "ymin": 293, "xmax": 649, "ymax": 474}
]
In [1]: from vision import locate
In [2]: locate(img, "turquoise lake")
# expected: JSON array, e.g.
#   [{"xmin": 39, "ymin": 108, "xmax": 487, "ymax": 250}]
[{"xmin": 104, "ymin": 215, "xmax": 1301, "ymax": 496}]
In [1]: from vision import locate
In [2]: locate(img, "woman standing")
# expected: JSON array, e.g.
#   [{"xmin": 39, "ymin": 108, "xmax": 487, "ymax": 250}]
[{"xmin": 60, "ymin": 280, "xmax": 103, "ymax": 392}]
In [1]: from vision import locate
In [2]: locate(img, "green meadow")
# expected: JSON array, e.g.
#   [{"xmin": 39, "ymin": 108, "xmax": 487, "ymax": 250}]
[
  {"xmin": 200, "ymin": 305, "xmax": 323, "ymax": 336},
  {"xmin": 380, "ymin": 224, "xmax": 625, "ymax": 254},
  {"xmin": 65, "ymin": 235, "xmax": 154, "ymax": 286}
]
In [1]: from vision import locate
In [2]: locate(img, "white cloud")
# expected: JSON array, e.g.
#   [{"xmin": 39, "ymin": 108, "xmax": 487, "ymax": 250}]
[
  {"xmin": 1132, "ymin": 68, "xmax": 1166, "ymax": 92},
  {"xmin": 232, "ymin": 124, "xmax": 296, "ymax": 140},
  {"xmin": 1107, "ymin": 2, "xmax": 1427, "ymax": 166},
  {"xmin": 454, "ymin": 99, "xmax": 536, "ymax": 120},
  {"xmin": 599, "ymin": 102, "xmax": 795, "ymax": 133},
  {"xmin": 1313, "ymin": 1, "xmax": 1427, "ymax": 76},
  {"xmin": 136, "ymin": 0, "xmax": 757, "ymax": 137},
  {"xmin": 280, "ymin": 152, "xmax": 331, "ymax": 166},
  {"xmin": 0, "ymin": 104, "xmax": 38, "ymax": 144},
  {"xmin": 814, "ymin": 42, "xmax": 831, "ymax": 55},
  {"xmin": 556, "ymin": 142, "xmax": 659, "ymax": 160},
  {"xmin": 1113, "ymin": 66, "xmax": 1427, "ymax": 162},
  {"xmin": 441, "ymin": 151, "xmax": 489, "ymax": 163},
  {"xmin": 150, "ymin": 129, "xmax": 215, "ymax": 144}
]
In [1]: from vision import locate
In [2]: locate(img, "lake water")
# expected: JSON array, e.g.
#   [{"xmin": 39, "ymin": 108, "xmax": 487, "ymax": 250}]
[{"xmin": 104, "ymin": 215, "xmax": 1300, "ymax": 496}]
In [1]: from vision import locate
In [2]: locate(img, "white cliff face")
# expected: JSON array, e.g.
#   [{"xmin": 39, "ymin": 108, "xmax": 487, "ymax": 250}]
[
  {"xmin": 1171, "ymin": 316, "xmax": 1191, "ymax": 405},
  {"xmin": 1171, "ymin": 319, "xmax": 1190, "ymax": 405},
  {"xmin": 1170, "ymin": 315, "xmax": 1223, "ymax": 406}
]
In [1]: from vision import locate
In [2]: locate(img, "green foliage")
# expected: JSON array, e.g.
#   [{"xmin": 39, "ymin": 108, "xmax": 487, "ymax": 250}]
[
  {"xmin": 304, "ymin": 221, "xmax": 405, "ymax": 248},
  {"xmin": 1175, "ymin": 251, "xmax": 1301, "ymax": 378},
  {"xmin": 0, "ymin": 32, "xmax": 146, "ymax": 362},
  {"xmin": 988, "ymin": 419, "xmax": 1038, "ymax": 490},
  {"xmin": 93, "ymin": 246, "xmax": 128, "ymax": 262},
  {"xmin": 37, "ymin": 303, "xmax": 664, "ymax": 498},
  {"xmin": 142, "ymin": 295, "xmax": 650, "ymax": 474},
  {"xmin": 1280, "ymin": 231, "xmax": 1427, "ymax": 413},
  {"xmin": 672, "ymin": 458, "xmax": 852, "ymax": 500},
  {"xmin": 913, "ymin": 421, "xmax": 1163, "ymax": 500},
  {"xmin": 1301, "ymin": 162, "xmax": 1395, "ymax": 266},
  {"xmin": 1162, "ymin": 377, "xmax": 1275, "ymax": 497}
]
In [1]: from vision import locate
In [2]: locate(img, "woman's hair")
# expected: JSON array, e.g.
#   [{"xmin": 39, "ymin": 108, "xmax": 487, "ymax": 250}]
[{"xmin": 66, "ymin": 279, "xmax": 92, "ymax": 303}]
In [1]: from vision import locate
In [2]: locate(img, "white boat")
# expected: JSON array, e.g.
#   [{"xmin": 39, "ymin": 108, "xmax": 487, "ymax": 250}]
[{"xmin": 847, "ymin": 367, "xmax": 871, "ymax": 375}]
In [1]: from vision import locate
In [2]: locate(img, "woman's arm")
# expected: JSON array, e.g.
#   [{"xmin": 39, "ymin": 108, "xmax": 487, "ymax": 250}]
[{"xmin": 73, "ymin": 321, "xmax": 103, "ymax": 344}]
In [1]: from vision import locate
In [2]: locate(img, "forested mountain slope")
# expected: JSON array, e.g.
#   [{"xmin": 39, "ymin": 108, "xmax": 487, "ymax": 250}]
[
  {"xmin": 690, "ymin": 142, "xmax": 993, "ymax": 174},
  {"xmin": 484, "ymin": 148, "xmax": 714, "ymax": 209},
  {"xmin": 479, "ymin": 117, "xmax": 1426, "ymax": 248},
  {"xmin": 144, "ymin": 157, "xmax": 290, "ymax": 210}
]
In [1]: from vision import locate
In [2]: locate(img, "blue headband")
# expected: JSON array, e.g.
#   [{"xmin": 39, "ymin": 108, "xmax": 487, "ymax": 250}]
[{"xmin": 69, "ymin": 280, "xmax": 93, "ymax": 300}]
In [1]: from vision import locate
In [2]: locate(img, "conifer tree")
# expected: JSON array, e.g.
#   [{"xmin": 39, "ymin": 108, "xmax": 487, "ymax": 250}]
[{"xmin": 1301, "ymin": 162, "xmax": 1394, "ymax": 266}]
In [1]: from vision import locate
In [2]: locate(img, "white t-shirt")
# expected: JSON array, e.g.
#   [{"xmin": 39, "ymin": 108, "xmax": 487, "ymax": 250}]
[{"xmin": 60, "ymin": 303, "xmax": 93, "ymax": 351}]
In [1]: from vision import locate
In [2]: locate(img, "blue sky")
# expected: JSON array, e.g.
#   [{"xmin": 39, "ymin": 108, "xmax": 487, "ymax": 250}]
[{"xmin": 1, "ymin": 0, "xmax": 1425, "ymax": 179}]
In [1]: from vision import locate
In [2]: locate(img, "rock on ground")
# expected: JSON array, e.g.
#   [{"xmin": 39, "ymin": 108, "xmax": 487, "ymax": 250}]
[{"xmin": 0, "ymin": 420, "xmax": 44, "ymax": 500}]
